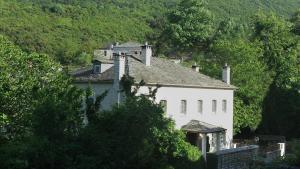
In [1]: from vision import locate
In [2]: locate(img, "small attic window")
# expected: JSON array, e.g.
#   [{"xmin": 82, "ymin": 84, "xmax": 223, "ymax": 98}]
[
  {"xmin": 104, "ymin": 51, "xmax": 107, "ymax": 56},
  {"xmin": 94, "ymin": 65, "xmax": 101, "ymax": 74}
]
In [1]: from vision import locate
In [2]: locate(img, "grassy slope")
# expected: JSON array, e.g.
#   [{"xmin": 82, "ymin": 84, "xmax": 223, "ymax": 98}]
[{"xmin": 0, "ymin": 0, "xmax": 299, "ymax": 64}]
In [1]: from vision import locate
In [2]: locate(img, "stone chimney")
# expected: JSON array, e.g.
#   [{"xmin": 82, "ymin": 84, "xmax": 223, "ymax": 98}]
[
  {"xmin": 141, "ymin": 42, "xmax": 152, "ymax": 66},
  {"xmin": 112, "ymin": 52, "xmax": 127, "ymax": 106},
  {"xmin": 222, "ymin": 63, "xmax": 230, "ymax": 84},
  {"xmin": 114, "ymin": 52, "xmax": 126, "ymax": 82},
  {"xmin": 192, "ymin": 63, "xmax": 199, "ymax": 72}
]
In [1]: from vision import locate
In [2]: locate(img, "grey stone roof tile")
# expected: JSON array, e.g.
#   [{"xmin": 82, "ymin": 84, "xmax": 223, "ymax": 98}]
[
  {"xmin": 128, "ymin": 57, "xmax": 236, "ymax": 89},
  {"xmin": 72, "ymin": 66, "xmax": 114, "ymax": 83},
  {"xmin": 72, "ymin": 56, "xmax": 236, "ymax": 89},
  {"xmin": 182, "ymin": 120, "xmax": 226, "ymax": 133},
  {"xmin": 115, "ymin": 42, "xmax": 142, "ymax": 48}
]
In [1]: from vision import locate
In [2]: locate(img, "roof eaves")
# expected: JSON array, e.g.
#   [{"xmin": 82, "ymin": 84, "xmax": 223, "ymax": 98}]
[
  {"xmin": 73, "ymin": 79, "xmax": 113, "ymax": 84},
  {"xmin": 137, "ymin": 82, "xmax": 237, "ymax": 90}
]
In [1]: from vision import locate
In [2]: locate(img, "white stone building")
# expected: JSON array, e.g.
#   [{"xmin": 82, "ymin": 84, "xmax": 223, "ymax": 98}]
[{"xmin": 72, "ymin": 42, "xmax": 236, "ymax": 158}]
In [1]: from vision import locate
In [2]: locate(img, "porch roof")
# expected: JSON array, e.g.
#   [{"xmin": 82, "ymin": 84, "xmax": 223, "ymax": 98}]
[{"xmin": 182, "ymin": 120, "xmax": 226, "ymax": 134}]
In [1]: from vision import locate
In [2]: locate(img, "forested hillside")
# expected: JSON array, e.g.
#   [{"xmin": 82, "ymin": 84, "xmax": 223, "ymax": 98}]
[
  {"xmin": 0, "ymin": 0, "xmax": 300, "ymax": 64},
  {"xmin": 1, "ymin": 1, "xmax": 300, "ymax": 168}
]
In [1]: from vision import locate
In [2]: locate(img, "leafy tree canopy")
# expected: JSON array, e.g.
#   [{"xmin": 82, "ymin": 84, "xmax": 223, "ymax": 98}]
[
  {"xmin": 1, "ymin": 0, "xmax": 299, "ymax": 65},
  {"xmin": 78, "ymin": 93, "xmax": 202, "ymax": 169},
  {"xmin": 0, "ymin": 35, "xmax": 83, "ymax": 140},
  {"xmin": 165, "ymin": 0, "xmax": 214, "ymax": 52}
]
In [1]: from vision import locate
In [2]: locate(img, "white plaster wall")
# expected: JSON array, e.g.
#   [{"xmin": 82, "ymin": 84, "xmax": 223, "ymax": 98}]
[
  {"xmin": 136, "ymin": 86, "xmax": 234, "ymax": 144},
  {"xmin": 75, "ymin": 83, "xmax": 116, "ymax": 110},
  {"xmin": 101, "ymin": 63, "xmax": 113, "ymax": 73},
  {"xmin": 94, "ymin": 49, "xmax": 113, "ymax": 60},
  {"xmin": 75, "ymin": 82, "xmax": 234, "ymax": 147}
]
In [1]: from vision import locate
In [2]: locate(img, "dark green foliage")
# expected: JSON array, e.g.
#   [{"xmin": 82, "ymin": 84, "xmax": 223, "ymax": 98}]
[
  {"xmin": 252, "ymin": 13, "xmax": 300, "ymax": 138},
  {"xmin": 85, "ymin": 87, "xmax": 108, "ymax": 124},
  {"xmin": 285, "ymin": 140, "xmax": 300, "ymax": 166},
  {"xmin": 261, "ymin": 84, "xmax": 300, "ymax": 138},
  {"xmin": 164, "ymin": 0, "xmax": 214, "ymax": 52},
  {"xmin": 181, "ymin": 12, "xmax": 272, "ymax": 134},
  {"xmin": 77, "ymin": 93, "xmax": 201, "ymax": 169},
  {"xmin": 0, "ymin": 0, "xmax": 300, "ymax": 65},
  {"xmin": 74, "ymin": 76, "xmax": 201, "ymax": 169},
  {"xmin": 207, "ymin": 0, "xmax": 300, "ymax": 23},
  {"xmin": 1, "ymin": 2, "xmax": 300, "ymax": 169},
  {"xmin": 0, "ymin": 0, "xmax": 170, "ymax": 65},
  {"xmin": 291, "ymin": 9, "xmax": 300, "ymax": 35},
  {"xmin": 179, "ymin": 9, "xmax": 300, "ymax": 137},
  {"xmin": 0, "ymin": 37, "xmax": 202, "ymax": 169},
  {"xmin": 0, "ymin": 35, "xmax": 84, "ymax": 169},
  {"xmin": 0, "ymin": 34, "xmax": 82, "ymax": 140},
  {"xmin": 209, "ymin": 37, "xmax": 271, "ymax": 134}
]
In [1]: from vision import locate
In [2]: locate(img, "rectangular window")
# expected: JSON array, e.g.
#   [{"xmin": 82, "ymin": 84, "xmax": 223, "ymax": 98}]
[
  {"xmin": 104, "ymin": 50, "xmax": 107, "ymax": 56},
  {"xmin": 198, "ymin": 100, "xmax": 203, "ymax": 113},
  {"xmin": 212, "ymin": 100, "xmax": 217, "ymax": 113},
  {"xmin": 181, "ymin": 100, "xmax": 187, "ymax": 114},
  {"xmin": 94, "ymin": 65, "xmax": 101, "ymax": 74},
  {"xmin": 160, "ymin": 100, "xmax": 167, "ymax": 112},
  {"xmin": 222, "ymin": 100, "xmax": 227, "ymax": 113}
]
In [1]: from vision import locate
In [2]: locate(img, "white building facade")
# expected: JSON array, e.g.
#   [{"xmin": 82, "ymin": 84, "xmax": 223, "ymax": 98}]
[{"xmin": 72, "ymin": 42, "xmax": 236, "ymax": 154}]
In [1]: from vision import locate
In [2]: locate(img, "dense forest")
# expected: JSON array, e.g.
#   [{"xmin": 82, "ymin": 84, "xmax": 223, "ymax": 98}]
[
  {"xmin": 0, "ymin": 0, "xmax": 300, "ymax": 64},
  {"xmin": 1, "ymin": 0, "xmax": 300, "ymax": 168}
]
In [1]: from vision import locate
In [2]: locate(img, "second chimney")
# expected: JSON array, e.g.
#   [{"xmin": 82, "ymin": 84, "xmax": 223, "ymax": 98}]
[
  {"xmin": 141, "ymin": 42, "xmax": 152, "ymax": 66},
  {"xmin": 222, "ymin": 63, "xmax": 230, "ymax": 84},
  {"xmin": 113, "ymin": 52, "xmax": 126, "ymax": 81},
  {"xmin": 192, "ymin": 63, "xmax": 199, "ymax": 72}
]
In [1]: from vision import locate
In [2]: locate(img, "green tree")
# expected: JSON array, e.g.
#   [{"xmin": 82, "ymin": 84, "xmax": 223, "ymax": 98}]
[
  {"xmin": 208, "ymin": 37, "xmax": 271, "ymax": 134},
  {"xmin": 0, "ymin": 34, "xmax": 79, "ymax": 140},
  {"xmin": 253, "ymin": 13, "xmax": 300, "ymax": 138},
  {"xmin": 165, "ymin": 0, "xmax": 214, "ymax": 52},
  {"xmin": 291, "ymin": 9, "xmax": 300, "ymax": 35},
  {"xmin": 0, "ymin": 35, "xmax": 85, "ymax": 169},
  {"xmin": 76, "ymin": 77, "xmax": 202, "ymax": 169}
]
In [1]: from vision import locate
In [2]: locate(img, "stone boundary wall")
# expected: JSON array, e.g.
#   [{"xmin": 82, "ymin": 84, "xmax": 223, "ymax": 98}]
[{"xmin": 207, "ymin": 145, "xmax": 259, "ymax": 169}]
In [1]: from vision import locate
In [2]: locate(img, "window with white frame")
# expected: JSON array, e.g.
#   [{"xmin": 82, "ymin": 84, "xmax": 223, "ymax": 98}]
[
  {"xmin": 212, "ymin": 100, "xmax": 217, "ymax": 113},
  {"xmin": 160, "ymin": 100, "xmax": 167, "ymax": 112},
  {"xmin": 198, "ymin": 100, "xmax": 203, "ymax": 113},
  {"xmin": 181, "ymin": 100, "xmax": 187, "ymax": 114},
  {"xmin": 222, "ymin": 100, "xmax": 227, "ymax": 113}
]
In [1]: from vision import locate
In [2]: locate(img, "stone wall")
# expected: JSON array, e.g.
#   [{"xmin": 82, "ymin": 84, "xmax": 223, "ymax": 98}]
[{"xmin": 207, "ymin": 145, "xmax": 259, "ymax": 169}]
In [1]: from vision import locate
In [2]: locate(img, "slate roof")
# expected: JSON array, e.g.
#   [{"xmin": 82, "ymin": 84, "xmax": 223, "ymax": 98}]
[
  {"xmin": 115, "ymin": 42, "xmax": 142, "ymax": 48},
  {"xmin": 72, "ymin": 56, "xmax": 236, "ymax": 89},
  {"xmin": 71, "ymin": 66, "xmax": 114, "ymax": 82},
  {"xmin": 182, "ymin": 120, "xmax": 226, "ymax": 134},
  {"xmin": 93, "ymin": 56, "xmax": 114, "ymax": 64}
]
